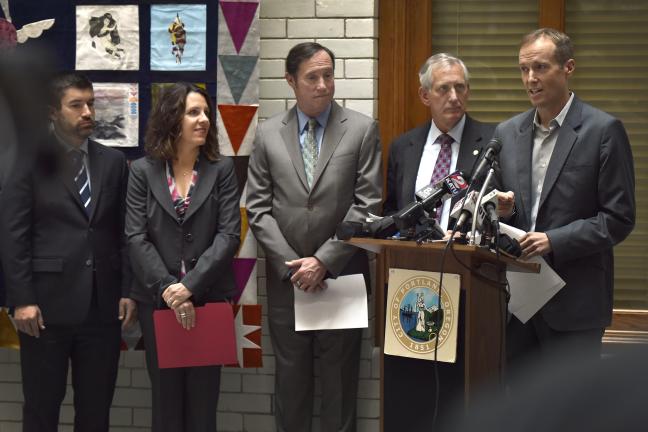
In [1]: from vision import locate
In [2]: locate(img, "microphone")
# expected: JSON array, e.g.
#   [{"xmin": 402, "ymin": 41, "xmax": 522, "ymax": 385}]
[
  {"xmin": 470, "ymin": 138, "xmax": 501, "ymax": 186},
  {"xmin": 450, "ymin": 190, "xmax": 479, "ymax": 232},
  {"xmin": 415, "ymin": 170, "xmax": 469, "ymax": 212},
  {"xmin": 335, "ymin": 217, "xmax": 398, "ymax": 241},
  {"xmin": 476, "ymin": 188, "xmax": 500, "ymax": 229},
  {"xmin": 393, "ymin": 171, "xmax": 469, "ymax": 234}
]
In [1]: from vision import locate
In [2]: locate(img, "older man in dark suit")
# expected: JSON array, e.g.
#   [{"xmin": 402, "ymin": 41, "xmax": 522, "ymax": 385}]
[
  {"xmin": 381, "ymin": 52, "xmax": 500, "ymax": 432},
  {"xmin": 1, "ymin": 72, "xmax": 136, "ymax": 432},
  {"xmin": 246, "ymin": 42, "xmax": 382, "ymax": 432},
  {"xmin": 495, "ymin": 29, "xmax": 635, "ymax": 368},
  {"xmin": 383, "ymin": 53, "xmax": 498, "ymax": 227}
]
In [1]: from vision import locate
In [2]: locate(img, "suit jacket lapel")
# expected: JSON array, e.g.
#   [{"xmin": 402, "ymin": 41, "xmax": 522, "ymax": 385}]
[
  {"xmin": 61, "ymin": 166, "xmax": 86, "ymax": 215},
  {"xmin": 539, "ymin": 98, "xmax": 582, "ymax": 210},
  {"xmin": 458, "ymin": 115, "xmax": 486, "ymax": 178},
  {"xmin": 86, "ymin": 140, "xmax": 103, "ymax": 221},
  {"xmin": 311, "ymin": 101, "xmax": 347, "ymax": 191},
  {"xmin": 403, "ymin": 123, "xmax": 428, "ymax": 203},
  {"xmin": 148, "ymin": 158, "xmax": 178, "ymax": 221},
  {"xmin": 515, "ymin": 111, "xmax": 535, "ymax": 225},
  {"xmin": 51, "ymin": 137, "xmax": 86, "ymax": 217},
  {"xmin": 280, "ymin": 108, "xmax": 310, "ymax": 191},
  {"xmin": 184, "ymin": 157, "xmax": 217, "ymax": 222}
]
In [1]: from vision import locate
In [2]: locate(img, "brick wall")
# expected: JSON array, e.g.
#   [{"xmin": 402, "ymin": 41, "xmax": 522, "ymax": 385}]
[{"xmin": 0, "ymin": 1, "xmax": 380, "ymax": 430}]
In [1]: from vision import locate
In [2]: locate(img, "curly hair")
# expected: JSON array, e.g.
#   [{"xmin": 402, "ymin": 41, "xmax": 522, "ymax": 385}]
[{"xmin": 144, "ymin": 82, "xmax": 220, "ymax": 161}]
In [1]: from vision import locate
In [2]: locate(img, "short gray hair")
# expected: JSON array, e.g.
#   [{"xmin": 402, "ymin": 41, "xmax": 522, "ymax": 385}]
[{"xmin": 418, "ymin": 53, "xmax": 470, "ymax": 90}]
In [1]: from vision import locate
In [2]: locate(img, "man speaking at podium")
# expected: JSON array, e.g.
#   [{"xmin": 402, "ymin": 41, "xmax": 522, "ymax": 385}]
[{"xmin": 495, "ymin": 29, "xmax": 635, "ymax": 370}]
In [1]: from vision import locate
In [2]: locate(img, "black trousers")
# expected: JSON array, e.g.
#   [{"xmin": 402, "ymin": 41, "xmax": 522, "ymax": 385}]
[
  {"xmin": 506, "ymin": 314, "xmax": 604, "ymax": 391},
  {"xmin": 18, "ymin": 319, "xmax": 121, "ymax": 432},
  {"xmin": 138, "ymin": 302, "xmax": 221, "ymax": 432}
]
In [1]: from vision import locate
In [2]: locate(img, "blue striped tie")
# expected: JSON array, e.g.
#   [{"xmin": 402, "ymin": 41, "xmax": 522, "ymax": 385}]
[{"xmin": 70, "ymin": 150, "xmax": 91, "ymax": 214}]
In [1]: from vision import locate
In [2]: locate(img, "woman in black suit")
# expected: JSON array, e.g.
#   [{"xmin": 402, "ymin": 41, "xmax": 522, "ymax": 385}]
[{"xmin": 126, "ymin": 82, "xmax": 240, "ymax": 432}]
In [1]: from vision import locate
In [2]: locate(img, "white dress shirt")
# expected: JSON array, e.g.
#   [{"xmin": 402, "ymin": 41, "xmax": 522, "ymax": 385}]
[{"xmin": 529, "ymin": 92, "xmax": 575, "ymax": 231}]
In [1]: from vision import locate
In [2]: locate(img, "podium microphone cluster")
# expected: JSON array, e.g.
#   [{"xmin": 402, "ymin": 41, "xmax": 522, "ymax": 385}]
[{"xmin": 335, "ymin": 171, "xmax": 469, "ymax": 241}]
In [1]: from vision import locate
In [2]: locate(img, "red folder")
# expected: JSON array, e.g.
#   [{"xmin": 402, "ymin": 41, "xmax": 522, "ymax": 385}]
[{"xmin": 153, "ymin": 303, "xmax": 237, "ymax": 369}]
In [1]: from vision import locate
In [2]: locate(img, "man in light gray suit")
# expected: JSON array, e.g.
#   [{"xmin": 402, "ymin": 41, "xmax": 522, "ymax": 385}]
[
  {"xmin": 246, "ymin": 42, "xmax": 382, "ymax": 432},
  {"xmin": 495, "ymin": 29, "xmax": 635, "ymax": 371}
]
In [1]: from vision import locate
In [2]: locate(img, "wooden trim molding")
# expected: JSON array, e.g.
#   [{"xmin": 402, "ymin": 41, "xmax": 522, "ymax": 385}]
[
  {"xmin": 377, "ymin": 0, "xmax": 432, "ymax": 173},
  {"xmin": 539, "ymin": 0, "xmax": 565, "ymax": 30},
  {"xmin": 604, "ymin": 309, "xmax": 648, "ymax": 344}
]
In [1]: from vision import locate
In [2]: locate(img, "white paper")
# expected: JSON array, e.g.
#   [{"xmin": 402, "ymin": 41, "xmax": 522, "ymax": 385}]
[
  {"xmin": 294, "ymin": 274, "xmax": 368, "ymax": 331},
  {"xmin": 500, "ymin": 223, "xmax": 566, "ymax": 323}
]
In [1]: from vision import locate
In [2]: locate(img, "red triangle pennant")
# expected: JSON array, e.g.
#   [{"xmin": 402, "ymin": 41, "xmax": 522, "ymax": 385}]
[{"xmin": 219, "ymin": 104, "xmax": 257, "ymax": 155}]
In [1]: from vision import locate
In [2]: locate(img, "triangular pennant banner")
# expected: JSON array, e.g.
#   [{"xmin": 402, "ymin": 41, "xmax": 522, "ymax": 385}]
[
  {"xmin": 219, "ymin": 55, "xmax": 258, "ymax": 104},
  {"xmin": 232, "ymin": 257, "xmax": 256, "ymax": 302},
  {"xmin": 220, "ymin": 1, "xmax": 258, "ymax": 54},
  {"xmin": 230, "ymin": 304, "xmax": 263, "ymax": 368},
  {"xmin": 218, "ymin": 104, "xmax": 257, "ymax": 154}
]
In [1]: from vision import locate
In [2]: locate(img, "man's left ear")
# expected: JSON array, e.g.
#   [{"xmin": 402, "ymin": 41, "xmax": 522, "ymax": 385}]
[{"xmin": 565, "ymin": 59, "xmax": 575, "ymax": 77}]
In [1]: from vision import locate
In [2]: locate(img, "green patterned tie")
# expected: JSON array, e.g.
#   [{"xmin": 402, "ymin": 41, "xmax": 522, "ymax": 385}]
[{"xmin": 303, "ymin": 118, "xmax": 318, "ymax": 188}]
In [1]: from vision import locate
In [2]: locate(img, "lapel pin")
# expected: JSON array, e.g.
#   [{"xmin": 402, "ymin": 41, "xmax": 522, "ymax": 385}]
[{"xmin": 473, "ymin": 149, "xmax": 479, "ymax": 156}]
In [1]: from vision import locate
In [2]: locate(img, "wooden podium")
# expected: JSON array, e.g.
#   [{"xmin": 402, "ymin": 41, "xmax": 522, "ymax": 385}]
[{"xmin": 348, "ymin": 239, "xmax": 539, "ymax": 431}]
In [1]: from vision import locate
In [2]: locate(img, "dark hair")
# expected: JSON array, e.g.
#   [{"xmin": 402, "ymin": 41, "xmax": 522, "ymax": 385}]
[
  {"xmin": 520, "ymin": 28, "xmax": 574, "ymax": 66},
  {"xmin": 285, "ymin": 42, "xmax": 335, "ymax": 77},
  {"xmin": 144, "ymin": 82, "xmax": 220, "ymax": 161},
  {"xmin": 48, "ymin": 72, "xmax": 93, "ymax": 109}
]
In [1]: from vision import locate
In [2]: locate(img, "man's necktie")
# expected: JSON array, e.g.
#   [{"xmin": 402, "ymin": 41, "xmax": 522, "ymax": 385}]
[
  {"xmin": 70, "ymin": 150, "xmax": 91, "ymax": 214},
  {"xmin": 430, "ymin": 133, "xmax": 454, "ymax": 221},
  {"xmin": 302, "ymin": 118, "xmax": 319, "ymax": 188}
]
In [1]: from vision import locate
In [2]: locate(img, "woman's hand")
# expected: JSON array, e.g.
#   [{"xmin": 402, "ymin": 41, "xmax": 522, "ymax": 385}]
[
  {"xmin": 162, "ymin": 283, "xmax": 192, "ymax": 309},
  {"xmin": 174, "ymin": 300, "xmax": 196, "ymax": 330}
]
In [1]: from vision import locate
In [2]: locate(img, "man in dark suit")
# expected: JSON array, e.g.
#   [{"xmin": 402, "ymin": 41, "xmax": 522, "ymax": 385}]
[
  {"xmin": 494, "ymin": 29, "xmax": 635, "ymax": 369},
  {"xmin": 1, "ymin": 72, "xmax": 136, "ymax": 432},
  {"xmin": 383, "ymin": 53, "xmax": 498, "ymax": 228},
  {"xmin": 246, "ymin": 42, "xmax": 382, "ymax": 432},
  {"xmin": 381, "ymin": 53, "xmax": 499, "ymax": 431}
]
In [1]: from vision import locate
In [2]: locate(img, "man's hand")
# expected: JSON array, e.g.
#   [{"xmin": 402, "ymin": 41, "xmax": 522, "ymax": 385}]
[
  {"xmin": 497, "ymin": 191, "xmax": 515, "ymax": 218},
  {"xmin": 286, "ymin": 257, "xmax": 327, "ymax": 293},
  {"xmin": 118, "ymin": 298, "xmax": 137, "ymax": 330},
  {"xmin": 162, "ymin": 283, "xmax": 193, "ymax": 309},
  {"xmin": 14, "ymin": 305, "xmax": 45, "ymax": 338},
  {"xmin": 519, "ymin": 232, "xmax": 552, "ymax": 259},
  {"xmin": 175, "ymin": 300, "xmax": 196, "ymax": 330}
]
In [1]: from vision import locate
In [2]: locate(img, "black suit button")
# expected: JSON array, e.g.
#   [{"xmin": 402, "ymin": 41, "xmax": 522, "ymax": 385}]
[
  {"xmin": 190, "ymin": 258, "xmax": 198, "ymax": 266},
  {"xmin": 185, "ymin": 233, "xmax": 193, "ymax": 242},
  {"xmin": 85, "ymin": 259, "xmax": 93, "ymax": 267}
]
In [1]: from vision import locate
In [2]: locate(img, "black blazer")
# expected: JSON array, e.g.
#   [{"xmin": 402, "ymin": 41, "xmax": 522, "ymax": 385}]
[
  {"xmin": 383, "ymin": 115, "xmax": 495, "ymax": 216},
  {"xmin": 1, "ymin": 138, "xmax": 130, "ymax": 325},
  {"xmin": 495, "ymin": 96, "xmax": 635, "ymax": 330},
  {"xmin": 126, "ymin": 154, "xmax": 241, "ymax": 306}
]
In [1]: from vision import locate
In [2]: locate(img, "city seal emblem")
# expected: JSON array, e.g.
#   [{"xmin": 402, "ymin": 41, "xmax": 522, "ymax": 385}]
[{"xmin": 389, "ymin": 274, "xmax": 455, "ymax": 354}]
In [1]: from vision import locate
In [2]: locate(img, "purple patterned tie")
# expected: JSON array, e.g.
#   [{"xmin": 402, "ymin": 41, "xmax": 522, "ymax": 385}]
[{"xmin": 430, "ymin": 133, "xmax": 454, "ymax": 221}]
